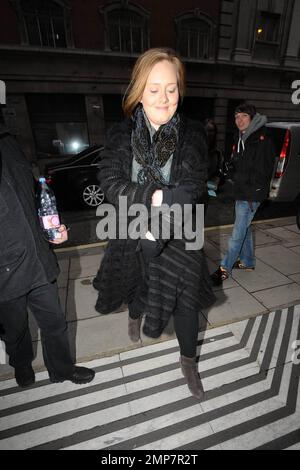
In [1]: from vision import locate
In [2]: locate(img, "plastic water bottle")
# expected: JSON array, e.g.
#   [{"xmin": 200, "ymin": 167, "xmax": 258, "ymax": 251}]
[{"xmin": 37, "ymin": 177, "xmax": 61, "ymax": 241}]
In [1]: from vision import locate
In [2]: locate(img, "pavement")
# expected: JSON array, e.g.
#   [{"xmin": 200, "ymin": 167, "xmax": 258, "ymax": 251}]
[{"xmin": 0, "ymin": 215, "xmax": 300, "ymax": 450}]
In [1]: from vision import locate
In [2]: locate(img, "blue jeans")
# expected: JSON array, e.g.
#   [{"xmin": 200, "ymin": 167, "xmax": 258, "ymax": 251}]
[{"xmin": 221, "ymin": 200, "xmax": 260, "ymax": 273}]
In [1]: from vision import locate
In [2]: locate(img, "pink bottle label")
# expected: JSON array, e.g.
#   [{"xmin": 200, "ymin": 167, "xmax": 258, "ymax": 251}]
[{"xmin": 41, "ymin": 214, "xmax": 60, "ymax": 229}]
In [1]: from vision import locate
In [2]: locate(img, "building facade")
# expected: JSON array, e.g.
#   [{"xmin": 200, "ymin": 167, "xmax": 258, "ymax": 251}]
[{"xmin": 0, "ymin": 0, "xmax": 299, "ymax": 162}]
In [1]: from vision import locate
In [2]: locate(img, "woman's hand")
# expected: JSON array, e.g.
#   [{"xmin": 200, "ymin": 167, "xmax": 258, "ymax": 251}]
[
  {"xmin": 151, "ymin": 189, "xmax": 163, "ymax": 207},
  {"xmin": 49, "ymin": 224, "xmax": 69, "ymax": 245}
]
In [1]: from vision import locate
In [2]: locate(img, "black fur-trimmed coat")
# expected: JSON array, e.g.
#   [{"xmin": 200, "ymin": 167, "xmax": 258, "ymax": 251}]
[{"xmin": 94, "ymin": 116, "xmax": 215, "ymax": 338}]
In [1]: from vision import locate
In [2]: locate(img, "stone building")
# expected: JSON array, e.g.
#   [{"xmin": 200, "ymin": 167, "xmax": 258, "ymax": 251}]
[{"xmin": 0, "ymin": 0, "xmax": 299, "ymax": 162}]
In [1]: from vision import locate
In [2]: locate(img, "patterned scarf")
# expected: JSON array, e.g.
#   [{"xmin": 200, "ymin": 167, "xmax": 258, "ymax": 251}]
[{"xmin": 131, "ymin": 104, "xmax": 180, "ymax": 185}]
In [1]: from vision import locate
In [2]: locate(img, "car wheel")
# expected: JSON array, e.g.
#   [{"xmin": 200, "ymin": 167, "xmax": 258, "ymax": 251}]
[{"xmin": 81, "ymin": 181, "xmax": 105, "ymax": 208}]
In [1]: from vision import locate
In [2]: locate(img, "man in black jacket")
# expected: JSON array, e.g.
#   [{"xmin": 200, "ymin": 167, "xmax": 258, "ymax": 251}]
[
  {"xmin": 211, "ymin": 103, "xmax": 275, "ymax": 285},
  {"xmin": 0, "ymin": 114, "xmax": 95, "ymax": 387}
]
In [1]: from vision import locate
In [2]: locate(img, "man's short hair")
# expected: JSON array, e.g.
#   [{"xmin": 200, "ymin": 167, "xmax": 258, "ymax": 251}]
[{"xmin": 234, "ymin": 102, "xmax": 257, "ymax": 120}]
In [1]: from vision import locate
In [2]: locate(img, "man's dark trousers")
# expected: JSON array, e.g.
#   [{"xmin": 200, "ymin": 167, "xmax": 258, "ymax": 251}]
[{"xmin": 0, "ymin": 282, "xmax": 74, "ymax": 380}]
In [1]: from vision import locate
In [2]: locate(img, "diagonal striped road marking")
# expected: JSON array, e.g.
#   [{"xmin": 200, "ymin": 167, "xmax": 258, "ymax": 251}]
[{"xmin": 0, "ymin": 305, "xmax": 299, "ymax": 450}]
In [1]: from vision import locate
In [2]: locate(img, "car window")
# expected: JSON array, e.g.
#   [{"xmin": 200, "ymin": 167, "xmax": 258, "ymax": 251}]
[
  {"xmin": 72, "ymin": 150, "xmax": 99, "ymax": 165},
  {"xmin": 92, "ymin": 152, "xmax": 103, "ymax": 164}
]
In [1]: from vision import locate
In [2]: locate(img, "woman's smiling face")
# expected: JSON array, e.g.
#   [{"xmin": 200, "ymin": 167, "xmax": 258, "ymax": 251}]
[{"xmin": 141, "ymin": 60, "xmax": 179, "ymax": 130}]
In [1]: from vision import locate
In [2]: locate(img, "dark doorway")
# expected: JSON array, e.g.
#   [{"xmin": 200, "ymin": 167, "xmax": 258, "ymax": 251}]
[
  {"xmin": 180, "ymin": 96, "xmax": 214, "ymax": 123},
  {"xmin": 102, "ymin": 94, "xmax": 124, "ymax": 132}
]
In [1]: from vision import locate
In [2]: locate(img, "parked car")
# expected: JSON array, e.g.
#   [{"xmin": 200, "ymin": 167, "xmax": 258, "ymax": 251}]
[
  {"xmin": 267, "ymin": 122, "xmax": 300, "ymax": 229},
  {"xmin": 44, "ymin": 146, "xmax": 105, "ymax": 209}
]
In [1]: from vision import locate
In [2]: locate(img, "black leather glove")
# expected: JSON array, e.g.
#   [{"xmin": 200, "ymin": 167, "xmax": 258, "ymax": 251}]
[
  {"xmin": 162, "ymin": 185, "xmax": 197, "ymax": 207},
  {"xmin": 140, "ymin": 238, "xmax": 162, "ymax": 261}
]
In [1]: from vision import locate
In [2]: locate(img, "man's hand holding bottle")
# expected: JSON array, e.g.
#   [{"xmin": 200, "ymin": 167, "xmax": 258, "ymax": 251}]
[{"xmin": 49, "ymin": 224, "xmax": 69, "ymax": 245}]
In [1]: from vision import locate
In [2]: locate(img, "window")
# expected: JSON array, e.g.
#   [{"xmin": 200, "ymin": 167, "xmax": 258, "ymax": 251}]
[
  {"xmin": 101, "ymin": 3, "xmax": 149, "ymax": 54},
  {"xmin": 180, "ymin": 97, "xmax": 214, "ymax": 123},
  {"xmin": 253, "ymin": 10, "xmax": 282, "ymax": 61},
  {"xmin": 176, "ymin": 13, "xmax": 215, "ymax": 60},
  {"xmin": 21, "ymin": 0, "xmax": 67, "ymax": 47},
  {"xmin": 255, "ymin": 11, "xmax": 281, "ymax": 44},
  {"xmin": 27, "ymin": 94, "xmax": 89, "ymax": 157},
  {"xmin": 102, "ymin": 94, "xmax": 123, "ymax": 131}
]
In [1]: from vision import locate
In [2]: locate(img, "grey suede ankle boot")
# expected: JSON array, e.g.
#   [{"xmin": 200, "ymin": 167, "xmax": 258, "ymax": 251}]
[
  {"xmin": 128, "ymin": 315, "xmax": 142, "ymax": 342},
  {"xmin": 180, "ymin": 355, "xmax": 205, "ymax": 400}
]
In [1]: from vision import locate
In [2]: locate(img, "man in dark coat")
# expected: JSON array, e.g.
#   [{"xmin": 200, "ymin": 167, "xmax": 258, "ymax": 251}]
[
  {"xmin": 0, "ymin": 112, "xmax": 95, "ymax": 387},
  {"xmin": 211, "ymin": 102, "xmax": 275, "ymax": 285}
]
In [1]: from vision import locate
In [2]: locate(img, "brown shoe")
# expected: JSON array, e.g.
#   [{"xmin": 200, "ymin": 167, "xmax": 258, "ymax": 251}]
[
  {"xmin": 180, "ymin": 355, "xmax": 205, "ymax": 400},
  {"xmin": 233, "ymin": 260, "xmax": 255, "ymax": 271},
  {"xmin": 128, "ymin": 315, "xmax": 142, "ymax": 342}
]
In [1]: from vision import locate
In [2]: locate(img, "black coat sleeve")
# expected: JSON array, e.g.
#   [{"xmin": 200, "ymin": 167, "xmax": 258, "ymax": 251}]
[
  {"xmin": 97, "ymin": 121, "xmax": 160, "ymax": 209},
  {"xmin": 165, "ymin": 123, "xmax": 208, "ymax": 203},
  {"xmin": 156, "ymin": 121, "xmax": 208, "ymax": 243}
]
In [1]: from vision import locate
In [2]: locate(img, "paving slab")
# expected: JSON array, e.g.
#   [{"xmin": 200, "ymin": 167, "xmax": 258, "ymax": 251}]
[
  {"xmin": 207, "ymin": 233, "xmax": 230, "ymax": 253},
  {"xmin": 209, "ymin": 229, "xmax": 279, "ymax": 254},
  {"xmin": 232, "ymin": 259, "xmax": 293, "ymax": 293},
  {"xmin": 203, "ymin": 286, "xmax": 267, "ymax": 326},
  {"xmin": 255, "ymin": 245, "xmax": 300, "ymax": 275},
  {"xmin": 68, "ymin": 311, "xmax": 131, "ymax": 359},
  {"xmin": 289, "ymin": 273, "xmax": 300, "ymax": 285},
  {"xmin": 264, "ymin": 227, "xmax": 300, "ymax": 246},
  {"xmin": 290, "ymin": 246, "xmax": 300, "ymax": 255},
  {"xmin": 259, "ymin": 216, "xmax": 296, "ymax": 227},
  {"xmin": 282, "ymin": 225, "xmax": 300, "ymax": 234},
  {"xmin": 203, "ymin": 240, "xmax": 223, "ymax": 261},
  {"xmin": 66, "ymin": 277, "xmax": 99, "ymax": 322},
  {"xmin": 69, "ymin": 253, "xmax": 103, "ymax": 280},
  {"xmin": 252, "ymin": 283, "xmax": 300, "ymax": 310},
  {"xmin": 213, "ymin": 277, "xmax": 239, "ymax": 291},
  {"xmin": 252, "ymin": 229, "xmax": 284, "ymax": 245},
  {"xmin": 59, "ymin": 287, "xmax": 67, "ymax": 313},
  {"xmin": 206, "ymin": 257, "xmax": 219, "ymax": 272},
  {"xmin": 57, "ymin": 258, "xmax": 70, "ymax": 274},
  {"xmin": 57, "ymin": 271, "xmax": 68, "ymax": 288}
]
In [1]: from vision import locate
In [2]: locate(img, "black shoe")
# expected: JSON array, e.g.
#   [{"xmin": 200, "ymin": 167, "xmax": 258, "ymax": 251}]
[
  {"xmin": 15, "ymin": 366, "xmax": 35, "ymax": 388},
  {"xmin": 50, "ymin": 366, "xmax": 95, "ymax": 385},
  {"xmin": 211, "ymin": 266, "xmax": 229, "ymax": 286}
]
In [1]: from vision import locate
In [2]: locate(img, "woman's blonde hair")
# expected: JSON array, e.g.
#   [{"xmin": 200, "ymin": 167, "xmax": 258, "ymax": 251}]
[{"xmin": 122, "ymin": 48, "xmax": 186, "ymax": 118}]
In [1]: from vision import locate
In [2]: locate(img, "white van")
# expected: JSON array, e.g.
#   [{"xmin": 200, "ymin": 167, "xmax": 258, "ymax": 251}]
[{"xmin": 267, "ymin": 122, "xmax": 300, "ymax": 228}]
